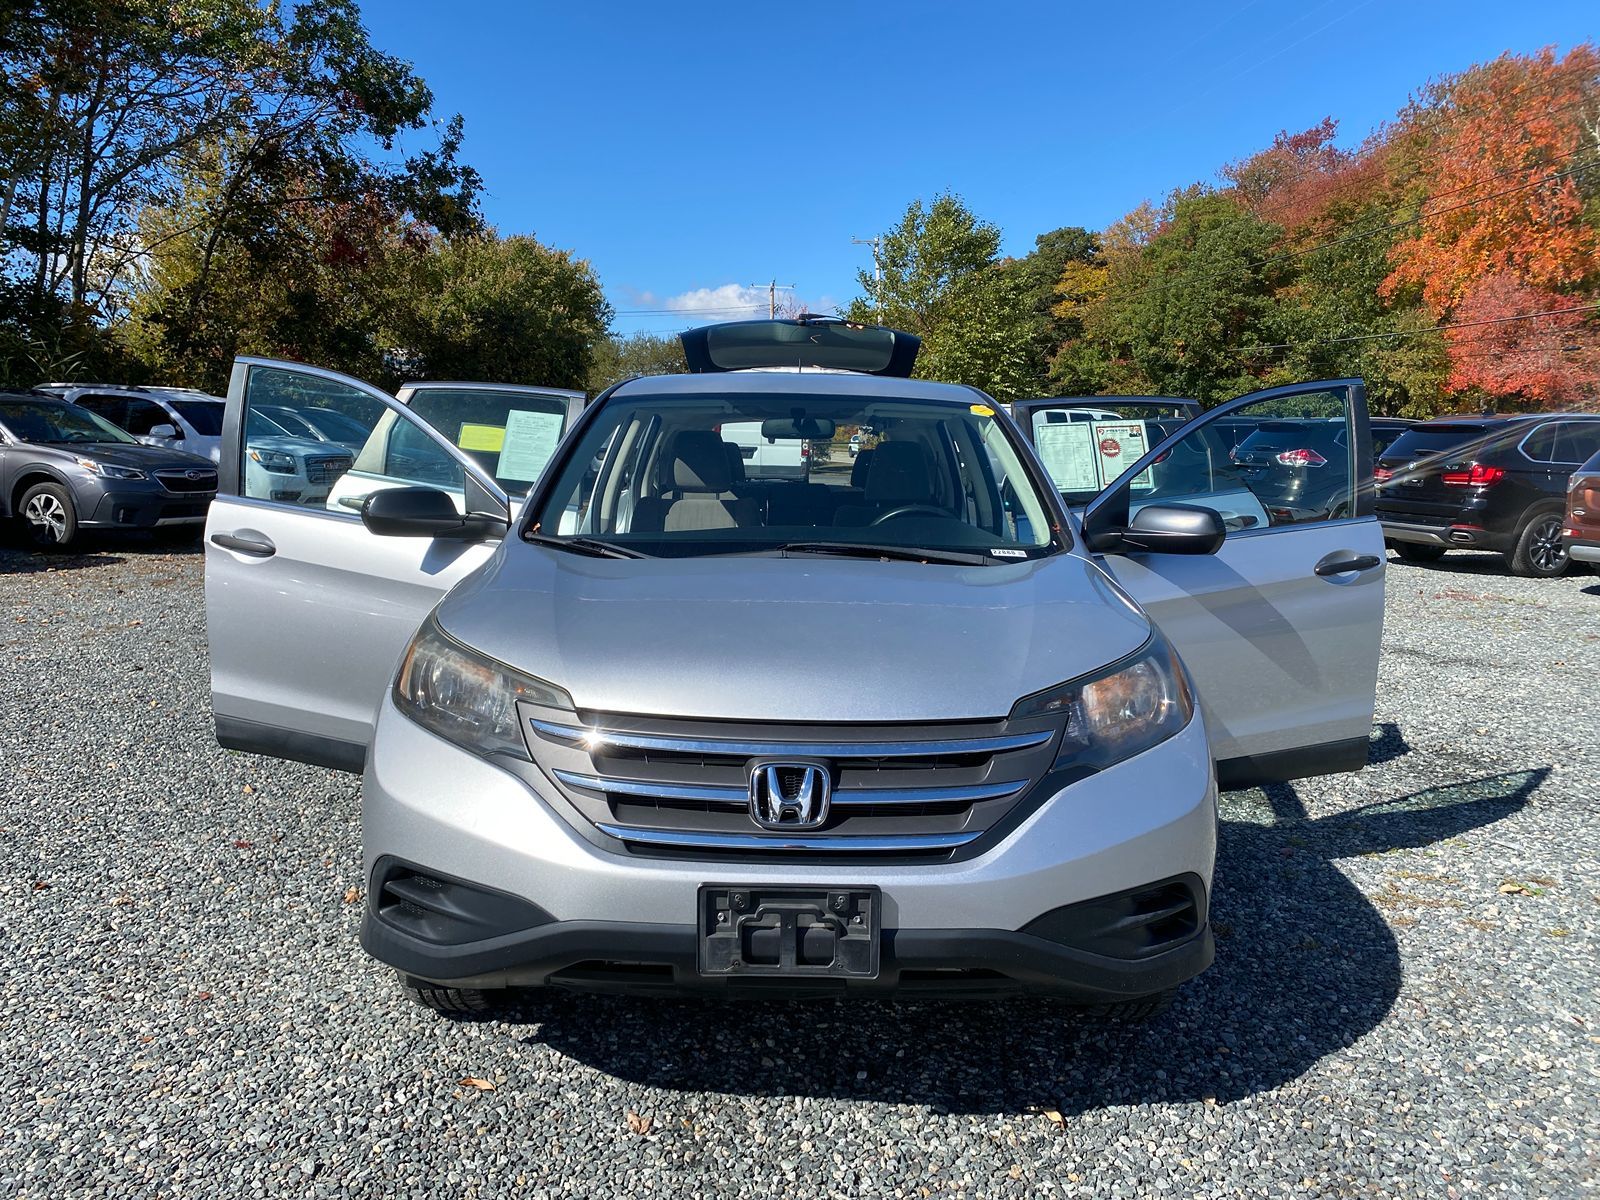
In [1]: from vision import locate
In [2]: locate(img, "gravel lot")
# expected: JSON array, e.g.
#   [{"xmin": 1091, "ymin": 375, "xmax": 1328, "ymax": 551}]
[{"xmin": 2, "ymin": 536, "xmax": 1596, "ymax": 1198}]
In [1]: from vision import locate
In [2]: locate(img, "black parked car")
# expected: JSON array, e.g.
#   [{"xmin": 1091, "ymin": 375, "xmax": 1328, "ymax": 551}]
[
  {"xmin": 0, "ymin": 391, "xmax": 217, "ymax": 550},
  {"xmin": 1375, "ymin": 413, "xmax": 1600, "ymax": 576},
  {"xmin": 1228, "ymin": 418, "xmax": 1353, "ymax": 522}
]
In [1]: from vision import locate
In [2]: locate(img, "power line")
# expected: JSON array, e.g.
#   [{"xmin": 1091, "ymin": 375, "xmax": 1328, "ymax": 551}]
[{"xmin": 1229, "ymin": 301, "xmax": 1600, "ymax": 358}]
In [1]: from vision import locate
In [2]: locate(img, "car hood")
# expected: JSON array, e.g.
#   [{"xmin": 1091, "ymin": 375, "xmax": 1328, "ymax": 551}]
[
  {"xmin": 48, "ymin": 442, "xmax": 215, "ymax": 470},
  {"xmin": 436, "ymin": 549, "xmax": 1152, "ymax": 723}
]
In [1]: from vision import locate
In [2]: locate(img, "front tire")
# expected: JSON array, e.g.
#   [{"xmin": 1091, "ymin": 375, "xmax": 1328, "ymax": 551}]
[
  {"xmin": 398, "ymin": 972, "xmax": 500, "ymax": 1016},
  {"xmin": 1082, "ymin": 989, "xmax": 1176, "ymax": 1023},
  {"xmin": 19, "ymin": 481, "xmax": 79, "ymax": 550},
  {"xmin": 1393, "ymin": 543, "xmax": 1447, "ymax": 563},
  {"xmin": 1506, "ymin": 510, "xmax": 1568, "ymax": 577}
]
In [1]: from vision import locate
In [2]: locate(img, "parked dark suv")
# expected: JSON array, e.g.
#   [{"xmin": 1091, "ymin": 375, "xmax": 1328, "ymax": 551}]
[{"xmin": 1376, "ymin": 413, "xmax": 1600, "ymax": 576}]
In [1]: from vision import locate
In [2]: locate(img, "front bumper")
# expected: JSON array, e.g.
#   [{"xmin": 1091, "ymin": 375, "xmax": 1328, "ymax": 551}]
[
  {"xmin": 82, "ymin": 486, "xmax": 213, "ymax": 528},
  {"xmin": 361, "ymin": 693, "xmax": 1218, "ymax": 997}
]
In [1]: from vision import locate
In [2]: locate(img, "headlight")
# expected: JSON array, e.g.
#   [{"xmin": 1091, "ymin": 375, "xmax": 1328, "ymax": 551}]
[
  {"xmin": 248, "ymin": 448, "xmax": 297, "ymax": 474},
  {"xmin": 76, "ymin": 458, "xmax": 145, "ymax": 480},
  {"xmin": 393, "ymin": 614, "xmax": 573, "ymax": 761},
  {"xmin": 1010, "ymin": 635, "xmax": 1194, "ymax": 771}
]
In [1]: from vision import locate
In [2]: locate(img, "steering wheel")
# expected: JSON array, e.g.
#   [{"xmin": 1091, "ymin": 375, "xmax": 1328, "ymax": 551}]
[{"xmin": 871, "ymin": 503, "xmax": 948, "ymax": 526}]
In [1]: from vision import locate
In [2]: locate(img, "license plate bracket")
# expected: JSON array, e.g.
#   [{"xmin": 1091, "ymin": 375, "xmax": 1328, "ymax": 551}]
[{"xmin": 698, "ymin": 885, "xmax": 880, "ymax": 979}]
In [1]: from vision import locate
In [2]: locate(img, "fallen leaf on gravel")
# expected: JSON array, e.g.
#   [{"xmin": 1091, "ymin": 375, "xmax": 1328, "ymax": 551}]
[
  {"xmin": 1498, "ymin": 883, "xmax": 1530, "ymax": 895},
  {"xmin": 195, "ymin": 992, "xmax": 212, "ymax": 1002},
  {"xmin": 626, "ymin": 1110, "xmax": 652, "ymax": 1134},
  {"xmin": 1041, "ymin": 1109, "xmax": 1064, "ymax": 1128},
  {"xmin": 343, "ymin": 886, "xmax": 360, "ymax": 904},
  {"xmin": 233, "ymin": 839, "xmax": 253, "ymax": 849},
  {"xmin": 242, "ymin": 784, "xmax": 255, "ymax": 794},
  {"xmin": 32, "ymin": 880, "xmax": 50, "ymax": 891},
  {"xmin": 459, "ymin": 1077, "xmax": 495, "ymax": 1091}
]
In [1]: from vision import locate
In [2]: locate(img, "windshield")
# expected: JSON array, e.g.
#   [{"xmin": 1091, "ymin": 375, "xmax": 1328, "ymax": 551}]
[
  {"xmin": 171, "ymin": 401, "xmax": 224, "ymax": 436},
  {"xmin": 529, "ymin": 391, "xmax": 1059, "ymax": 559},
  {"xmin": 0, "ymin": 400, "xmax": 138, "ymax": 445}
]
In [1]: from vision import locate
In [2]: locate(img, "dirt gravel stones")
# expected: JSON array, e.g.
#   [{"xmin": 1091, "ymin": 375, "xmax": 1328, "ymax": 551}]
[{"xmin": 1, "ymin": 538, "xmax": 1596, "ymax": 1197}]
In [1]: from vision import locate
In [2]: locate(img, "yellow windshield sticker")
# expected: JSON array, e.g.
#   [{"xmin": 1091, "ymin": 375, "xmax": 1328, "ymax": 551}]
[
  {"xmin": 457, "ymin": 423, "xmax": 506, "ymax": 452},
  {"xmin": 969, "ymin": 403, "xmax": 995, "ymax": 417}
]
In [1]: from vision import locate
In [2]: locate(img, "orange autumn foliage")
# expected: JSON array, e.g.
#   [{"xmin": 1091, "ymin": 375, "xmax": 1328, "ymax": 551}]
[{"xmin": 1383, "ymin": 46, "xmax": 1600, "ymax": 316}]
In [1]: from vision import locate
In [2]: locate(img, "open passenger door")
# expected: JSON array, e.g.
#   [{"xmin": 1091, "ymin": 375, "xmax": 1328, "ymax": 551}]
[{"xmin": 1077, "ymin": 380, "xmax": 1384, "ymax": 786}]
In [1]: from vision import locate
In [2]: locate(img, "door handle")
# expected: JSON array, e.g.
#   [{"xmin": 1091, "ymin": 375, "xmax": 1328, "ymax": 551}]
[
  {"xmin": 1314, "ymin": 551, "xmax": 1381, "ymax": 577},
  {"xmin": 210, "ymin": 532, "xmax": 276, "ymax": 558}
]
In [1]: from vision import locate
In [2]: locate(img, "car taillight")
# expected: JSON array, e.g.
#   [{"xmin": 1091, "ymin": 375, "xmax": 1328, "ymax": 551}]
[
  {"xmin": 1441, "ymin": 463, "xmax": 1506, "ymax": 487},
  {"xmin": 1373, "ymin": 465, "xmax": 1393, "ymax": 483},
  {"xmin": 801, "ymin": 444, "xmax": 810, "ymax": 458},
  {"xmin": 1275, "ymin": 448, "xmax": 1327, "ymax": 467}
]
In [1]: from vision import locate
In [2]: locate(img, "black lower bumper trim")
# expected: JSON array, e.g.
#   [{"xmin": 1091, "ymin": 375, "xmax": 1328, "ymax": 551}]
[{"xmin": 362, "ymin": 911, "xmax": 1213, "ymax": 1001}]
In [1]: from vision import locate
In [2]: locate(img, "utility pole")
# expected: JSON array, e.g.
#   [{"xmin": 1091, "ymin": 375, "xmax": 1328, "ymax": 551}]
[
  {"xmin": 747, "ymin": 280, "xmax": 795, "ymax": 318},
  {"xmin": 851, "ymin": 236, "xmax": 883, "ymax": 320}
]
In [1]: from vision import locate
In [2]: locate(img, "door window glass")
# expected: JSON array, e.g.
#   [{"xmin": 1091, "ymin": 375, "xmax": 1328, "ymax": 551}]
[
  {"xmin": 125, "ymin": 398, "xmax": 172, "ymax": 436},
  {"xmin": 1115, "ymin": 388, "xmax": 1355, "ymax": 533},
  {"xmin": 1561, "ymin": 423, "xmax": 1600, "ymax": 464},
  {"xmin": 241, "ymin": 365, "xmax": 463, "ymax": 514},
  {"xmin": 1520, "ymin": 423, "xmax": 1560, "ymax": 462}
]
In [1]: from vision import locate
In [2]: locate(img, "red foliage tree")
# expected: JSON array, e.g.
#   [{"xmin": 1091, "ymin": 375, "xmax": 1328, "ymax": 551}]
[
  {"xmin": 1445, "ymin": 273, "xmax": 1600, "ymax": 406},
  {"xmin": 1222, "ymin": 118, "xmax": 1386, "ymax": 231}
]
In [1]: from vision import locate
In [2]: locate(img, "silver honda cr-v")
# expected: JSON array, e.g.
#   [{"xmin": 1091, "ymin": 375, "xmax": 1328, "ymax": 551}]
[{"xmin": 204, "ymin": 318, "xmax": 1385, "ymax": 1019}]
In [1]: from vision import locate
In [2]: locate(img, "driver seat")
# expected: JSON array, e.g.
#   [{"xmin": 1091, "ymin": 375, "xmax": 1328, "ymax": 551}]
[
  {"xmin": 631, "ymin": 431, "xmax": 759, "ymax": 532},
  {"xmin": 834, "ymin": 440, "xmax": 940, "ymax": 526}
]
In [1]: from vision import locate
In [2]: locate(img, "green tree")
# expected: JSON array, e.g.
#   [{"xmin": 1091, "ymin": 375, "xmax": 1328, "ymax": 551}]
[
  {"xmin": 1088, "ymin": 191, "xmax": 1291, "ymax": 404},
  {"xmin": 844, "ymin": 193, "xmax": 1037, "ymax": 399},
  {"xmin": 587, "ymin": 332, "xmax": 686, "ymax": 392},
  {"xmin": 380, "ymin": 234, "xmax": 611, "ymax": 391}
]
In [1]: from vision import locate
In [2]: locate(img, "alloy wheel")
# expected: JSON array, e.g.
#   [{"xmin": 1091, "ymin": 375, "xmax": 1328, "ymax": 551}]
[
  {"xmin": 1529, "ymin": 515, "xmax": 1566, "ymax": 573},
  {"xmin": 24, "ymin": 492, "xmax": 67, "ymax": 543}
]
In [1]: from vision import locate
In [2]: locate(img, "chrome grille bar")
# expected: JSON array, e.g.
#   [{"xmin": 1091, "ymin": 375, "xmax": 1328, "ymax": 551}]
[
  {"xmin": 595, "ymin": 823, "xmax": 980, "ymax": 853},
  {"xmin": 555, "ymin": 769, "xmax": 1027, "ymax": 809},
  {"xmin": 532, "ymin": 719, "xmax": 1050, "ymax": 760}
]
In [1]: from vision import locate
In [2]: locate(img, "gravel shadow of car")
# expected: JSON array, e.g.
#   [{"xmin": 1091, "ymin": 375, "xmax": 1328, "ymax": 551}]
[
  {"xmin": 516, "ymin": 768, "xmax": 1546, "ymax": 1114},
  {"xmin": 0, "ymin": 529, "xmax": 201, "ymax": 571}
]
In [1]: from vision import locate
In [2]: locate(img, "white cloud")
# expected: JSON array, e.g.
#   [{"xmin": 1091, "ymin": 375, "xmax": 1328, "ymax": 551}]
[{"xmin": 631, "ymin": 283, "xmax": 772, "ymax": 319}]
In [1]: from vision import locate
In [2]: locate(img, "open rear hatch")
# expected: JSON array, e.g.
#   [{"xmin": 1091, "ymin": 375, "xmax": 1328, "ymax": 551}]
[{"xmin": 680, "ymin": 316, "xmax": 920, "ymax": 377}]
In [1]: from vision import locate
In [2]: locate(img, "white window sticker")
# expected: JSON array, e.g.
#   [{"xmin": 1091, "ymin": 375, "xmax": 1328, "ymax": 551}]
[
  {"xmin": 1089, "ymin": 420, "xmax": 1153, "ymax": 491},
  {"xmin": 1033, "ymin": 421, "xmax": 1100, "ymax": 493},
  {"xmin": 496, "ymin": 409, "xmax": 566, "ymax": 483}
]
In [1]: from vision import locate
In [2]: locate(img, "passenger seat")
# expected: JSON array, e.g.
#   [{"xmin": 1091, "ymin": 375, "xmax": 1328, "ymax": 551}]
[{"xmin": 631, "ymin": 431, "xmax": 761, "ymax": 532}]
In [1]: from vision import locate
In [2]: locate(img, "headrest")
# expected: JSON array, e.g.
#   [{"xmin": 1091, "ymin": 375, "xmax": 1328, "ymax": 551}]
[
  {"xmin": 866, "ymin": 440, "xmax": 934, "ymax": 504},
  {"xmin": 722, "ymin": 440, "xmax": 746, "ymax": 484},
  {"xmin": 664, "ymin": 430, "xmax": 733, "ymax": 492},
  {"xmin": 850, "ymin": 447, "xmax": 875, "ymax": 489}
]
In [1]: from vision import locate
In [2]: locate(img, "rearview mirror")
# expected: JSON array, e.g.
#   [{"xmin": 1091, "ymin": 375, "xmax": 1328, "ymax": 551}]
[
  {"xmin": 148, "ymin": 423, "xmax": 180, "ymax": 439},
  {"xmin": 761, "ymin": 416, "xmax": 836, "ymax": 441},
  {"xmin": 361, "ymin": 486, "xmax": 507, "ymax": 541},
  {"xmin": 1118, "ymin": 503, "xmax": 1226, "ymax": 555}
]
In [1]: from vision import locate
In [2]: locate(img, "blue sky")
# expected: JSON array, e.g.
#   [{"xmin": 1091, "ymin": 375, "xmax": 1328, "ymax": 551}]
[{"xmin": 361, "ymin": 1, "xmax": 1597, "ymax": 337}]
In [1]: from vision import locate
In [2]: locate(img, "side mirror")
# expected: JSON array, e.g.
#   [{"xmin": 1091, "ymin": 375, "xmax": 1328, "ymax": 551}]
[
  {"xmin": 148, "ymin": 423, "xmax": 180, "ymax": 439},
  {"xmin": 1118, "ymin": 502, "xmax": 1226, "ymax": 555},
  {"xmin": 361, "ymin": 486, "xmax": 507, "ymax": 541}
]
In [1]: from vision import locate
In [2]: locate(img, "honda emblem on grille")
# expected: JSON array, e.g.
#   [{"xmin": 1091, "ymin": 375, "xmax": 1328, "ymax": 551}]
[{"xmin": 748, "ymin": 762, "xmax": 830, "ymax": 830}]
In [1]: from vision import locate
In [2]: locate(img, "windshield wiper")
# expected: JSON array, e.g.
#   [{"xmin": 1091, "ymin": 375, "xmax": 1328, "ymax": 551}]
[
  {"xmin": 773, "ymin": 542, "xmax": 993, "ymax": 566},
  {"xmin": 527, "ymin": 534, "xmax": 647, "ymax": 559}
]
